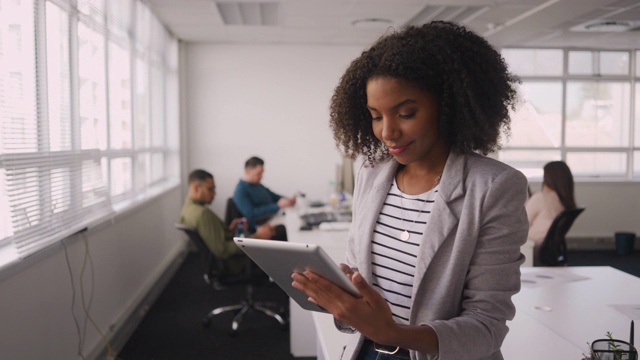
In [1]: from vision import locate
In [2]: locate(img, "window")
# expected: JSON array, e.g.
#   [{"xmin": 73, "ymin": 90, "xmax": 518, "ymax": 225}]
[
  {"xmin": 499, "ymin": 48, "xmax": 638, "ymax": 180},
  {"xmin": 501, "ymin": 48, "xmax": 563, "ymax": 76},
  {"xmin": 0, "ymin": 0, "xmax": 180, "ymax": 264}
]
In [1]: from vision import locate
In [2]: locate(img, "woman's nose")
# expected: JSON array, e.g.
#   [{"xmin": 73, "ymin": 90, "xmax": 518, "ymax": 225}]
[{"xmin": 381, "ymin": 117, "xmax": 400, "ymax": 141}]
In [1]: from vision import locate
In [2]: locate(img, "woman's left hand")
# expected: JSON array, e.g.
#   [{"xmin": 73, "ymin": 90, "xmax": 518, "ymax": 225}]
[{"xmin": 291, "ymin": 269, "xmax": 397, "ymax": 343}]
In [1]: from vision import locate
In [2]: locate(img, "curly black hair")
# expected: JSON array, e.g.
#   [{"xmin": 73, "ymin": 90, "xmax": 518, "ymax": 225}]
[{"xmin": 329, "ymin": 21, "xmax": 520, "ymax": 165}]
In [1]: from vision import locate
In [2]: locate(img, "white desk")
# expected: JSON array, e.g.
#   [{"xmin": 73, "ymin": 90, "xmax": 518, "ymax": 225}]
[
  {"xmin": 511, "ymin": 267, "xmax": 640, "ymax": 354},
  {"xmin": 502, "ymin": 310, "xmax": 583, "ymax": 359},
  {"xmin": 285, "ymin": 210, "xmax": 350, "ymax": 358}
]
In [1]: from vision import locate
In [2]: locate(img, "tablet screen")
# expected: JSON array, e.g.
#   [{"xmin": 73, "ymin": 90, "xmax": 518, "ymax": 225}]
[{"xmin": 233, "ymin": 237, "xmax": 360, "ymax": 312}]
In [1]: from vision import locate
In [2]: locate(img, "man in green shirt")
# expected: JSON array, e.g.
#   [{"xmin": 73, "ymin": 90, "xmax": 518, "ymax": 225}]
[{"xmin": 179, "ymin": 169, "xmax": 275, "ymax": 272}]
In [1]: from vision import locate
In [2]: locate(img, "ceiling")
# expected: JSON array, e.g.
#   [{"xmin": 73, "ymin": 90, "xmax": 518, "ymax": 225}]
[{"xmin": 146, "ymin": 0, "xmax": 640, "ymax": 49}]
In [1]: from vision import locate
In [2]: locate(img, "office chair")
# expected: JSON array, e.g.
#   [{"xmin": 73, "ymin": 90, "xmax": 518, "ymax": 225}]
[
  {"xmin": 224, "ymin": 198, "xmax": 244, "ymax": 228},
  {"xmin": 174, "ymin": 223, "xmax": 287, "ymax": 336},
  {"xmin": 538, "ymin": 207, "xmax": 585, "ymax": 266}
]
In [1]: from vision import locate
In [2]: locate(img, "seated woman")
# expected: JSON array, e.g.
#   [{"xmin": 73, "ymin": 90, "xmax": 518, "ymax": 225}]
[{"xmin": 526, "ymin": 161, "xmax": 576, "ymax": 265}]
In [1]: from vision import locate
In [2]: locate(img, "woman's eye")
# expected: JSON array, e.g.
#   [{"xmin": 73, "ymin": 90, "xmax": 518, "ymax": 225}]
[
  {"xmin": 370, "ymin": 114, "xmax": 382, "ymax": 121},
  {"xmin": 399, "ymin": 113, "xmax": 415, "ymax": 119}
]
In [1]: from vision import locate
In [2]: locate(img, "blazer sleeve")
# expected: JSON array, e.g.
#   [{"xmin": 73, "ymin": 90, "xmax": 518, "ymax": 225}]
[{"xmin": 428, "ymin": 168, "xmax": 528, "ymax": 360}]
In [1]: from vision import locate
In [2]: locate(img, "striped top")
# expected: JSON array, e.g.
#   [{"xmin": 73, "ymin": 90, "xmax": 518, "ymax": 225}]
[{"xmin": 371, "ymin": 179, "xmax": 439, "ymax": 324}]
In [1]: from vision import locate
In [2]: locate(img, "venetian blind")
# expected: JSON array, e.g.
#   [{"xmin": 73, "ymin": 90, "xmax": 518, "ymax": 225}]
[
  {"xmin": 1, "ymin": 0, "xmax": 178, "ymax": 262},
  {"xmin": 0, "ymin": 0, "xmax": 113, "ymax": 259}
]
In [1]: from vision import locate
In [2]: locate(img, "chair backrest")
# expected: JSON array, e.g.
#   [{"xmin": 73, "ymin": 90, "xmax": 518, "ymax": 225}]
[
  {"xmin": 174, "ymin": 223, "xmax": 224, "ymax": 284},
  {"xmin": 224, "ymin": 198, "xmax": 244, "ymax": 228},
  {"xmin": 539, "ymin": 207, "xmax": 585, "ymax": 266}
]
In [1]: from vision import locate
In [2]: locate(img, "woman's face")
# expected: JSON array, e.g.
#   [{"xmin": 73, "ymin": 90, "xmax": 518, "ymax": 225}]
[{"xmin": 367, "ymin": 76, "xmax": 448, "ymax": 167}]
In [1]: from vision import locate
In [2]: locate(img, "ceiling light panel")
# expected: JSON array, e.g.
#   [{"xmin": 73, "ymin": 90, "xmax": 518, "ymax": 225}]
[{"xmin": 216, "ymin": 2, "xmax": 279, "ymax": 26}]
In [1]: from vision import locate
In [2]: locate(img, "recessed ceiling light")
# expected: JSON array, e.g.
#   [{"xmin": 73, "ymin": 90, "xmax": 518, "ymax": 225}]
[
  {"xmin": 586, "ymin": 21, "xmax": 631, "ymax": 31},
  {"xmin": 571, "ymin": 20, "xmax": 640, "ymax": 32},
  {"xmin": 351, "ymin": 18, "xmax": 393, "ymax": 28}
]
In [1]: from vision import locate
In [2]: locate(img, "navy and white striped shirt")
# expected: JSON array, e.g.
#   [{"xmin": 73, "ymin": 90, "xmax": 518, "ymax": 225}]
[{"xmin": 370, "ymin": 179, "xmax": 439, "ymax": 323}]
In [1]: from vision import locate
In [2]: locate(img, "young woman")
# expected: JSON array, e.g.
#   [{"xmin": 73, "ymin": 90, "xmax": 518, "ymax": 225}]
[
  {"xmin": 292, "ymin": 21, "xmax": 528, "ymax": 360},
  {"xmin": 526, "ymin": 161, "xmax": 576, "ymax": 265}
]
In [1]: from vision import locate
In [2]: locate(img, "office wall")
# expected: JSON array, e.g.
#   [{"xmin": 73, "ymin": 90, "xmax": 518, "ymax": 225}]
[
  {"xmin": 0, "ymin": 187, "xmax": 185, "ymax": 359},
  {"xmin": 185, "ymin": 43, "xmax": 364, "ymax": 216},
  {"xmin": 185, "ymin": 43, "xmax": 640, "ymax": 246}
]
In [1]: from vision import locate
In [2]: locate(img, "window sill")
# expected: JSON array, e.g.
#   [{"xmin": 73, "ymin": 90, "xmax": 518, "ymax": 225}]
[{"xmin": 0, "ymin": 179, "xmax": 181, "ymax": 280}]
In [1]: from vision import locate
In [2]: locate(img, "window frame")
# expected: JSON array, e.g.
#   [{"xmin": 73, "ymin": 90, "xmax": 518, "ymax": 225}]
[{"xmin": 499, "ymin": 47, "xmax": 638, "ymax": 181}]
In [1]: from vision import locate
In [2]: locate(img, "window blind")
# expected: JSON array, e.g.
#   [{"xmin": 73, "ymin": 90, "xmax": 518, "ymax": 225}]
[
  {"xmin": 0, "ymin": 0, "xmax": 114, "ymax": 260},
  {"xmin": 0, "ymin": 0, "xmax": 179, "ymax": 262},
  {"xmin": 3, "ymin": 152, "xmax": 113, "ymax": 258}
]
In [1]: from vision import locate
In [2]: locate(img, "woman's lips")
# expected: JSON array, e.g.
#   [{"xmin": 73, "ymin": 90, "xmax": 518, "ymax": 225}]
[{"xmin": 388, "ymin": 144, "xmax": 409, "ymax": 156}]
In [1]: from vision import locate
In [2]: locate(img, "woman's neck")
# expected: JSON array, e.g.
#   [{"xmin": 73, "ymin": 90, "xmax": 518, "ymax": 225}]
[{"xmin": 397, "ymin": 162, "xmax": 447, "ymax": 195}]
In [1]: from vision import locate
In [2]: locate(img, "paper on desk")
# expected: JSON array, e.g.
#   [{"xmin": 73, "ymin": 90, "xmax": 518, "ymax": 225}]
[
  {"xmin": 318, "ymin": 222, "xmax": 351, "ymax": 231},
  {"xmin": 521, "ymin": 270, "xmax": 589, "ymax": 288},
  {"xmin": 608, "ymin": 304, "xmax": 640, "ymax": 319}
]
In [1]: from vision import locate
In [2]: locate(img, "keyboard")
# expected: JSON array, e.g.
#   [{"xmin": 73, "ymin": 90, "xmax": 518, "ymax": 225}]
[{"xmin": 300, "ymin": 212, "xmax": 337, "ymax": 226}]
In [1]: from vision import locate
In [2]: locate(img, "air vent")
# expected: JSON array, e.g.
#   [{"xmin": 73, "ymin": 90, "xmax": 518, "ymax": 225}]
[
  {"xmin": 570, "ymin": 20, "xmax": 640, "ymax": 32},
  {"xmin": 216, "ymin": 2, "xmax": 279, "ymax": 26}
]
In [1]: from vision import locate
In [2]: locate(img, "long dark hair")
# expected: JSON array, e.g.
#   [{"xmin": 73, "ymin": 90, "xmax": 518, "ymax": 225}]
[{"xmin": 543, "ymin": 161, "xmax": 576, "ymax": 209}]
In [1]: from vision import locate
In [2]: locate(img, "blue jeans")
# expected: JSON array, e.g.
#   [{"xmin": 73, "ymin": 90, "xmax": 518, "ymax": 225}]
[{"xmin": 356, "ymin": 339, "xmax": 411, "ymax": 360}]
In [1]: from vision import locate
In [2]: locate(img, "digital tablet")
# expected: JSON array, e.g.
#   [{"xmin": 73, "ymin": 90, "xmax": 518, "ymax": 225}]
[{"xmin": 233, "ymin": 237, "xmax": 361, "ymax": 313}]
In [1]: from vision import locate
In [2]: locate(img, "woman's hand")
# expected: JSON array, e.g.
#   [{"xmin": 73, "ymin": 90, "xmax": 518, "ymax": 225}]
[{"xmin": 291, "ymin": 267, "xmax": 398, "ymax": 344}]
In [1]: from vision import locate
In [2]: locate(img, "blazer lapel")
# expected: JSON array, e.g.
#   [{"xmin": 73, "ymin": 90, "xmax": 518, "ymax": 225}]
[
  {"xmin": 413, "ymin": 152, "xmax": 467, "ymax": 295},
  {"xmin": 358, "ymin": 160, "xmax": 398, "ymax": 280}
]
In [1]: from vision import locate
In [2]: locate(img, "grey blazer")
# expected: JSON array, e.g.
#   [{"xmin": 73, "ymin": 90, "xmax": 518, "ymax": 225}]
[{"xmin": 340, "ymin": 151, "xmax": 528, "ymax": 360}]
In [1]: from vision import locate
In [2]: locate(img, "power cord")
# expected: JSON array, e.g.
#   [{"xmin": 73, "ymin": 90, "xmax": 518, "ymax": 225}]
[
  {"xmin": 62, "ymin": 239, "xmax": 87, "ymax": 360},
  {"xmin": 78, "ymin": 232, "xmax": 119, "ymax": 360},
  {"xmin": 62, "ymin": 231, "xmax": 121, "ymax": 360}
]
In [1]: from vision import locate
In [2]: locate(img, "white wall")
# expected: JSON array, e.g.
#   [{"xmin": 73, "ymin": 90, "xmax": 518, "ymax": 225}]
[
  {"xmin": 185, "ymin": 43, "xmax": 640, "ymax": 242},
  {"xmin": 185, "ymin": 43, "xmax": 364, "ymax": 216},
  {"xmin": 0, "ymin": 188, "xmax": 186, "ymax": 359}
]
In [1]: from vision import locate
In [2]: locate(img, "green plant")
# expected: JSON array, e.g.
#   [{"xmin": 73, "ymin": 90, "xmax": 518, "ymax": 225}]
[{"xmin": 582, "ymin": 331, "xmax": 630, "ymax": 360}]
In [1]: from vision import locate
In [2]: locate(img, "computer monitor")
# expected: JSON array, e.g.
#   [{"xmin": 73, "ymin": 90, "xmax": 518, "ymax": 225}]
[{"xmin": 335, "ymin": 157, "xmax": 354, "ymax": 195}]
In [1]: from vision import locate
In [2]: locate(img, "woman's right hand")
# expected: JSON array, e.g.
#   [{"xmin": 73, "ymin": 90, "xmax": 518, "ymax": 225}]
[{"xmin": 291, "ymin": 266, "xmax": 398, "ymax": 345}]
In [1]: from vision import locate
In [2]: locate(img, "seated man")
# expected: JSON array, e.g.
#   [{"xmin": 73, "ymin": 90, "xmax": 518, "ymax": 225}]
[
  {"xmin": 233, "ymin": 157, "xmax": 294, "ymax": 239},
  {"xmin": 180, "ymin": 169, "xmax": 275, "ymax": 273}
]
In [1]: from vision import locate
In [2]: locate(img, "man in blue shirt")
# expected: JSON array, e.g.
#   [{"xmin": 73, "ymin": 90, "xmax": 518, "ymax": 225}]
[{"xmin": 233, "ymin": 157, "xmax": 295, "ymax": 239}]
